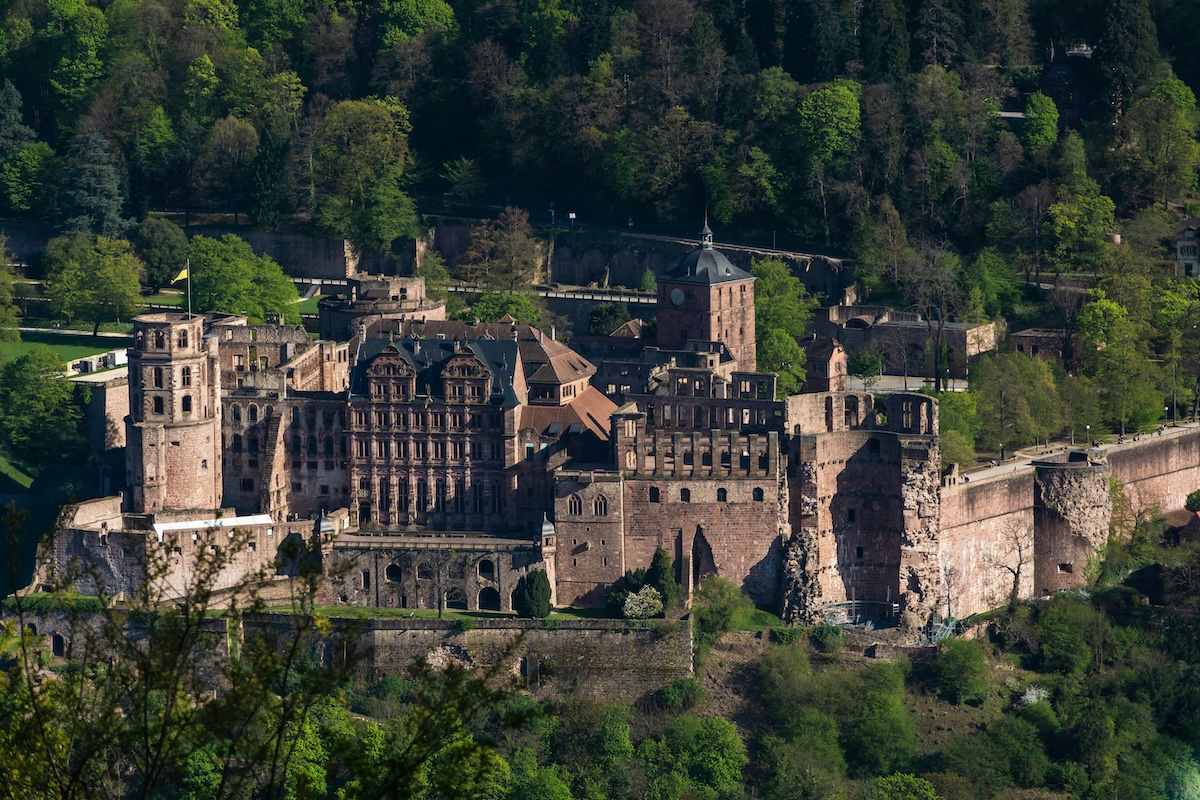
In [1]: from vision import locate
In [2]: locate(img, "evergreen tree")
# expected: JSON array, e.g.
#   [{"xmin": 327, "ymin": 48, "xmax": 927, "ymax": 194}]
[
  {"xmin": 132, "ymin": 217, "xmax": 189, "ymax": 292},
  {"xmin": 0, "ymin": 236, "xmax": 19, "ymax": 344},
  {"xmin": 513, "ymin": 570, "xmax": 553, "ymax": 618},
  {"xmin": 57, "ymin": 133, "xmax": 129, "ymax": 238}
]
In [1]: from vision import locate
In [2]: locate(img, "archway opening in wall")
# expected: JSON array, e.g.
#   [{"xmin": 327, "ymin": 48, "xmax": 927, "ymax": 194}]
[
  {"xmin": 479, "ymin": 559, "xmax": 495, "ymax": 581},
  {"xmin": 358, "ymin": 503, "xmax": 371, "ymax": 526},
  {"xmin": 446, "ymin": 587, "xmax": 468, "ymax": 610},
  {"xmin": 692, "ymin": 527, "xmax": 717, "ymax": 587},
  {"xmin": 386, "ymin": 564, "xmax": 401, "ymax": 582},
  {"xmin": 479, "ymin": 587, "xmax": 501, "ymax": 611},
  {"xmin": 51, "ymin": 634, "xmax": 65, "ymax": 657}
]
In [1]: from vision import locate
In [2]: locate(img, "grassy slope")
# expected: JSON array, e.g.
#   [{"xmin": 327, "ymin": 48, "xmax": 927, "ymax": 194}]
[{"xmin": 0, "ymin": 331, "xmax": 128, "ymax": 362}]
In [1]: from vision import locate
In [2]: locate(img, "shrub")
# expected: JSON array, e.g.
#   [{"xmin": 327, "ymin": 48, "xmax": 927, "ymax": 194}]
[
  {"xmin": 869, "ymin": 773, "xmax": 940, "ymax": 800},
  {"xmin": 514, "ymin": 570, "xmax": 552, "ymax": 618},
  {"xmin": 934, "ymin": 638, "xmax": 989, "ymax": 705},
  {"xmin": 809, "ymin": 624, "xmax": 846, "ymax": 655},
  {"xmin": 771, "ymin": 626, "xmax": 806, "ymax": 645},
  {"xmin": 605, "ymin": 568, "xmax": 647, "ymax": 616},
  {"xmin": 645, "ymin": 547, "xmax": 684, "ymax": 609},
  {"xmin": 1187, "ymin": 489, "xmax": 1200, "ymax": 512},
  {"xmin": 659, "ymin": 677, "xmax": 706, "ymax": 710},
  {"xmin": 692, "ymin": 576, "xmax": 753, "ymax": 645},
  {"xmin": 623, "ymin": 586, "xmax": 663, "ymax": 619}
]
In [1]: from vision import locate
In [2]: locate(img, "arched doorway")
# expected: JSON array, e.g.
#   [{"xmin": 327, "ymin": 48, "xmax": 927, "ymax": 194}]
[
  {"xmin": 692, "ymin": 526, "xmax": 717, "ymax": 587},
  {"xmin": 479, "ymin": 587, "xmax": 501, "ymax": 611}
]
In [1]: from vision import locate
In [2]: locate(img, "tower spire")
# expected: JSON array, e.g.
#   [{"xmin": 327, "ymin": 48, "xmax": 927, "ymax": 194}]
[{"xmin": 700, "ymin": 214, "xmax": 713, "ymax": 251}]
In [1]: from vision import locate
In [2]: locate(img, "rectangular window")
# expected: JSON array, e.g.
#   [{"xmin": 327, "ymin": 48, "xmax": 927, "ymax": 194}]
[{"xmin": 240, "ymin": 478, "xmax": 254, "ymax": 492}]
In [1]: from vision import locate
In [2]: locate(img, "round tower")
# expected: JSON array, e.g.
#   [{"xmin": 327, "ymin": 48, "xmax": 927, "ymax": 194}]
[{"xmin": 126, "ymin": 313, "xmax": 222, "ymax": 513}]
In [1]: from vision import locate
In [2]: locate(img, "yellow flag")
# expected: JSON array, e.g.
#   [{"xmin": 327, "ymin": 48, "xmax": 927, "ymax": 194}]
[{"xmin": 172, "ymin": 268, "xmax": 189, "ymax": 283}]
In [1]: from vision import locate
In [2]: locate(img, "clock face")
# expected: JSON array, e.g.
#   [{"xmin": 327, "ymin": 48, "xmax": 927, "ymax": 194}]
[{"xmin": 670, "ymin": 288, "xmax": 685, "ymax": 306}]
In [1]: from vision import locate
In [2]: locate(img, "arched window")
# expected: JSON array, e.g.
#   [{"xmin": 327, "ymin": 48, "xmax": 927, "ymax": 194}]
[
  {"xmin": 180, "ymin": 367, "xmax": 191, "ymax": 387},
  {"xmin": 753, "ymin": 487, "xmax": 765, "ymax": 502},
  {"xmin": 593, "ymin": 495, "xmax": 608, "ymax": 516},
  {"xmin": 248, "ymin": 404, "xmax": 258, "ymax": 422},
  {"xmin": 717, "ymin": 488, "xmax": 727, "ymax": 502},
  {"xmin": 479, "ymin": 559, "xmax": 495, "ymax": 580},
  {"xmin": 681, "ymin": 488, "xmax": 691, "ymax": 503},
  {"xmin": 182, "ymin": 395, "xmax": 192, "ymax": 413},
  {"xmin": 683, "ymin": 449, "xmax": 694, "ymax": 465},
  {"xmin": 153, "ymin": 396, "xmax": 164, "ymax": 414},
  {"xmin": 568, "ymin": 495, "xmax": 582, "ymax": 515},
  {"xmin": 386, "ymin": 564, "xmax": 402, "ymax": 582},
  {"xmin": 153, "ymin": 330, "xmax": 165, "ymax": 349},
  {"xmin": 232, "ymin": 405, "xmax": 242, "ymax": 421},
  {"xmin": 445, "ymin": 588, "xmax": 468, "ymax": 610},
  {"xmin": 291, "ymin": 434, "xmax": 301, "ymax": 453}
]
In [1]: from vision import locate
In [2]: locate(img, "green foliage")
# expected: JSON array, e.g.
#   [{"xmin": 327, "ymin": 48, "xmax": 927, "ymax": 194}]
[
  {"xmin": 639, "ymin": 715, "xmax": 747, "ymax": 797},
  {"xmin": 0, "ymin": 237, "xmax": 18, "ymax": 344},
  {"xmin": 57, "ymin": 133, "xmax": 128, "ymax": 238},
  {"xmin": 188, "ymin": 234, "xmax": 299, "ymax": 323},
  {"xmin": 759, "ymin": 329, "xmax": 807, "ymax": 398},
  {"xmin": 869, "ymin": 773, "xmax": 941, "ymax": 800},
  {"xmin": 460, "ymin": 207, "xmax": 542, "ymax": 295},
  {"xmin": 1021, "ymin": 92, "xmax": 1059, "ymax": 156},
  {"xmin": 659, "ymin": 677, "xmax": 705, "ymax": 710},
  {"xmin": 645, "ymin": 547, "xmax": 683, "ymax": 609},
  {"xmin": 809, "ymin": 624, "xmax": 846, "ymax": 655},
  {"xmin": 132, "ymin": 217, "xmax": 188, "ymax": 291},
  {"xmin": 605, "ymin": 568, "xmax": 646, "ymax": 617},
  {"xmin": 1187, "ymin": 489, "xmax": 1200, "ymax": 512},
  {"xmin": 1036, "ymin": 595, "xmax": 1109, "ymax": 677},
  {"xmin": 313, "ymin": 100, "xmax": 417, "ymax": 253},
  {"xmin": 513, "ymin": 570, "xmax": 552, "ymax": 618},
  {"xmin": 442, "ymin": 156, "xmax": 484, "ymax": 200},
  {"xmin": 848, "ymin": 351, "xmax": 882, "ymax": 388},
  {"xmin": 588, "ymin": 302, "xmax": 631, "ymax": 336},
  {"xmin": 0, "ymin": 345, "xmax": 82, "ymax": 466},
  {"xmin": 622, "ymin": 585, "xmax": 662, "ymax": 619},
  {"xmin": 933, "ymin": 639, "xmax": 989, "ymax": 705},
  {"xmin": 463, "ymin": 294, "xmax": 543, "ymax": 325},
  {"xmin": 692, "ymin": 576, "xmax": 754, "ymax": 646},
  {"xmin": 44, "ymin": 234, "xmax": 143, "ymax": 334},
  {"xmin": 638, "ymin": 269, "xmax": 657, "ymax": 292}
]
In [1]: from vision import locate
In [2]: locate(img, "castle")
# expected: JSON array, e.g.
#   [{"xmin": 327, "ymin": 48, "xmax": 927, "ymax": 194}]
[{"xmin": 30, "ymin": 228, "xmax": 1200, "ymax": 626}]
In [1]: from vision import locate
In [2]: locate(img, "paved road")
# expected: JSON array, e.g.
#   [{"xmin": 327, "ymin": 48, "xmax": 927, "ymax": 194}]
[{"xmin": 845, "ymin": 375, "xmax": 969, "ymax": 393}]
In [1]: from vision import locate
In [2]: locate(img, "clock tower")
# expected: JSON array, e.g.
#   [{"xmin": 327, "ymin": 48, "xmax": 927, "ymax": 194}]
[{"xmin": 656, "ymin": 224, "xmax": 757, "ymax": 371}]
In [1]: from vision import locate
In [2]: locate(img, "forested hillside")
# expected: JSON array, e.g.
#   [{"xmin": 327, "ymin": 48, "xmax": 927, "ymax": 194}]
[{"xmin": 1, "ymin": 0, "xmax": 1197, "ymax": 248}]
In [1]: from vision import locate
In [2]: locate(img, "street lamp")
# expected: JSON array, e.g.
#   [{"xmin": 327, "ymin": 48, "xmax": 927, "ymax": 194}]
[
  {"xmin": 1086, "ymin": 424, "xmax": 1090, "ymax": 446},
  {"xmin": 568, "ymin": 212, "xmax": 576, "ymax": 229}
]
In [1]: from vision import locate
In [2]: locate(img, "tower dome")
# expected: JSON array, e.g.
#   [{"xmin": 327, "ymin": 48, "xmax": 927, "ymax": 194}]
[{"xmin": 667, "ymin": 223, "xmax": 753, "ymax": 284}]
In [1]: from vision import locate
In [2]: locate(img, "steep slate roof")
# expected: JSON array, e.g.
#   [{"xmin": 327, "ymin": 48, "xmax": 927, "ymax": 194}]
[{"xmin": 350, "ymin": 336, "xmax": 522, "ymax": 407}]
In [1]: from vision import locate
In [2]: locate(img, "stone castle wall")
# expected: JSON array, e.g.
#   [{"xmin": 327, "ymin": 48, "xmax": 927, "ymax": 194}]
[
  {"xmin": 549, "ymin": 230, "xmax": 852, "ymax": 300},
  {"xmin": 939, "ymin": 472, "xmax": 1035, "ymax": 616},
  {"xmin": 8, "ymin": 610, "xmax": 692, "ymax": 705},
  {"xmin": 1105, "ymin": 428, "xmax": 1200, "ymax": 516}
]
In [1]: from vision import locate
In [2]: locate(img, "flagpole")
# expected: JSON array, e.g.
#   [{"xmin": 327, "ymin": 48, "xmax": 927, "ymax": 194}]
[{"xmin": 186, "ymin": 258, "xmax": 192, "ymax": 318}]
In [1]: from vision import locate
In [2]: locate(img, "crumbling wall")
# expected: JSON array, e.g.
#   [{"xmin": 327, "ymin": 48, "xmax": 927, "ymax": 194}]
[
  {"xmin": 1033, "ymin": 457, "xmax": 1111, "ymax": 595},
  {"xmin": 899, "ymin": 437, "xmax": 943, "ymax": 628}
]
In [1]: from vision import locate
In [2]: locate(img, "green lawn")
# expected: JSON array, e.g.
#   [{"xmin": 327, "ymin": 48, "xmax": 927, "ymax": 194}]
[
  {"xmin": 0, "ymin": 451, "xmax": 33, "ymax": 491},
  {"xmin": 0, "ymin": 331, "xmax": 128, "ymax": 363},
  {"xmin": 730, "ymin": 604, "xmax": 784, "ymax": 631},
  {"xmin": 144, "ymin": 292, "xmax": 185, "ymax": 307},
  {"xmin": 294, "ymin": 294, "xmax": 323, "ymax": 315}
]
